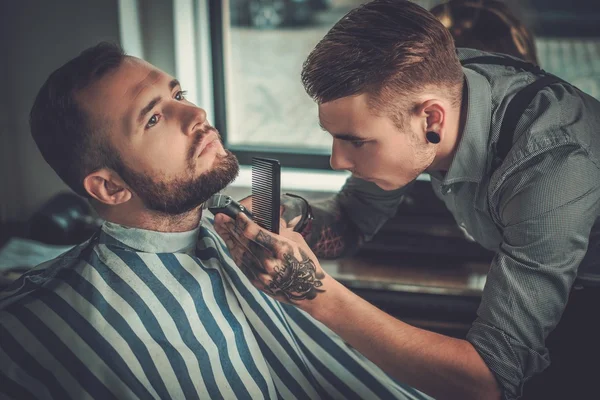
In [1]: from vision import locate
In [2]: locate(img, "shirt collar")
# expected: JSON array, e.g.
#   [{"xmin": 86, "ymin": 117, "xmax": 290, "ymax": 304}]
[
  {"xmin": 99, "ymin": 221, "xmax": 200, "ymax": 254},
  {"xmin": 440, "ymin": 67, "xmax": 492, "ymax": 186}
]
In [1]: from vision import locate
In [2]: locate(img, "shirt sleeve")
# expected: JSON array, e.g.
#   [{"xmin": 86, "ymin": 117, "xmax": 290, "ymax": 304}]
[
  {"xmin": 337, "ymin": 176, "xmax": 414, "ymax": 241},
  {"xmin": 466, "ymin": 145, "xmax": 600, "ymax": 400}
]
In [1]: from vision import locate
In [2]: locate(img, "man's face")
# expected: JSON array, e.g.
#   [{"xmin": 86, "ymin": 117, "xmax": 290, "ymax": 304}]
[
  {"xmin": 81, "ymin": 57, "xmax": 238, "ymax": 214},
  {"xmin": 319, "ymin": 94, "xmax": 434, "ymax": 190}
]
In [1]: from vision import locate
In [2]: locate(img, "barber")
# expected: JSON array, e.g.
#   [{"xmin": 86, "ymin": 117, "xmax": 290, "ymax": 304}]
[{"xmin": 214, "ymin": 1, "xmax": 600, "ymax": 399}]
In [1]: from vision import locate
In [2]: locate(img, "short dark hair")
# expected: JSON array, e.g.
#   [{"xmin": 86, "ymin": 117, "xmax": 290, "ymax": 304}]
[
  {"xmin": 301, "ymin": 0, "xmax": 464, "ymax": 121},
  {"xmin": 30, "ymin": 42, "xmax": 126, "ymax": 197}
]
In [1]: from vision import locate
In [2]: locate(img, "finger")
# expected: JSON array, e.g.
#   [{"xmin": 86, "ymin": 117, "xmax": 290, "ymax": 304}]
[
  {"xmin": 231, "ymin": 212, "xmax": 271, "ymax": 243},
  {"xmin": 233, "ymin": 212, "xmax": 298, "ymax": 262},
  {"xmin": 213, "ymin": 213, "xmax": 233, "ymax": 228},
  {"xmin": 237, "ymin": 238, "xmax": 270, "ymax": 274},
  {"xmin": 217, "ymin": 214, "xmax": 257, "ymax": 265},
  {"xmin": 234, "ymin": 210, "xmax": 285, "ymax": 247},
  {"xmin": 227, "ymin": 231, "xmax": 257, "ymax": 269},
  {"xmin": 232, "ymin": 245, "xmax": 262, "ymax": 278},
  {"xmin": 242, "ymin": 261, "xmax": 290, "ymax": 304},
  {"xmin": 278, "ymin": 229, "xmax": 318, "ymax": 261},
  {"xmin": 239, "ymin": 195, "xmax": 252, "ymax": 212},
  {"xmin": 217, "ymin": 230, "xmax": 243, "ymax": 265},
  {"xmin": 279, "ymin": 218, "xmax": 286, "ymax": 232},
  {"xmin": 228, "ymin": 242, "xmax": 263, "ymax": 286},
  {"xmin": 214, "ymin": 216, "xmax": 228, "ymax": 236},
  {"xmin": 213, "ymin": 218, "xmax": 231, "ymax": 242},
  {"xmin": 223, "ymin": 220, "xmax": 272, "ymax": 273}
]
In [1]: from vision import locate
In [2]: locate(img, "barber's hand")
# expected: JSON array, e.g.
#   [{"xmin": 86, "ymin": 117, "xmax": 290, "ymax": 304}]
[
  {"xmin": 213, "ymin": 211, "xmax": 328, "ymax": 305},
  {"xmin": 236, "ymin": 194, "xmax": 305, "ymax": 231}
]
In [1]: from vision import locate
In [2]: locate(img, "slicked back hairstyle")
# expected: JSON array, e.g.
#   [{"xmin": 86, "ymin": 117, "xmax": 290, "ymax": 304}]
[
  {"xmin": 301, "ymin": 0, "xmax": 464, "ymax": 124},
  {"xmin": 30, "ymin": 42, "xmax": 126, "ymax": 197}
]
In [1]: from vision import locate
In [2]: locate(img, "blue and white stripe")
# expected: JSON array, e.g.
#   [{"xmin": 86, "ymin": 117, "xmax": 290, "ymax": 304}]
[{"xmin": 0, "ymin": 218, "xmax": 430, "ymax": 399}]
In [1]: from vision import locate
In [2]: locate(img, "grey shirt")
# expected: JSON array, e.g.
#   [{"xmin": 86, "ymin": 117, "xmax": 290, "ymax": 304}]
[{"xmin": 337, "ymin": 49, "xmax": 600, "ymax": 400}]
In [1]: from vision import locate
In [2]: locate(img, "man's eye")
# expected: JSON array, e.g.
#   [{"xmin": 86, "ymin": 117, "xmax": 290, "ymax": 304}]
[
  {"xmin": 146, "ymin": 114, "xmax": 160, "ymax": 128},
  {"xmin": 175, "ymin": 90, "xmax": 187, "ymax": 101},
  {"xmin": 350, "ymin": 140, "xmax": 367, "ymax": 148}
]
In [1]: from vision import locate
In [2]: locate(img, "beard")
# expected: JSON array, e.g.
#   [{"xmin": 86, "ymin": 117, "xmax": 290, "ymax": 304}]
[{"xmin": 118, "ymin": 149, "xmax": 239, "ymax": 215}]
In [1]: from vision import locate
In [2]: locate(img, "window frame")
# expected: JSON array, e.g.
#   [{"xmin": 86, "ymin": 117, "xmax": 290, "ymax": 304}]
[{"xmin": 207, "ymin": 0, "xmax": 334, "ymax": 170}]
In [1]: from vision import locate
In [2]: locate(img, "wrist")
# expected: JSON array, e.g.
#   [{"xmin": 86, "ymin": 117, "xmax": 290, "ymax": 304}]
[{"xmin": 297, "ymin": 274, "xmax": 347, "ymax": 321}]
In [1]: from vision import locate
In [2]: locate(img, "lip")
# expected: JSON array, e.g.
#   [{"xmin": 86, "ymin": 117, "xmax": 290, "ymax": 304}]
[{"xmin": 195, "ymin": 131, "xmax": 219, "ymax": 158}]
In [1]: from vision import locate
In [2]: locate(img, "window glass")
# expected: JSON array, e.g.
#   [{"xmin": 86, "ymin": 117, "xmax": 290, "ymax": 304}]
[{"xmin": 221, "ymin": 0, "xmax": 600, "ymax": 158}]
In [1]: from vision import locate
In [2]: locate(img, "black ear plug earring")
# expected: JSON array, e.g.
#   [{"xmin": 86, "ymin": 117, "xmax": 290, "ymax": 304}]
[{"xmin": 426, "ymin": 131, "xmax": 441, "ymax": 144}]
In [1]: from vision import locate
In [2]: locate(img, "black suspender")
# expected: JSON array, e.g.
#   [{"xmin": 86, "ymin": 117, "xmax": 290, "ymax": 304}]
[{"xmin": 460, "ymin": 56, "xmax": 567, "ymax": 171}]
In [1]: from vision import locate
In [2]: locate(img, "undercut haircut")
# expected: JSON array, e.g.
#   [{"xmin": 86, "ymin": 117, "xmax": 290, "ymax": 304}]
[
  {"xmin": 30, "ymin": 42, "xmax": 126, "ymax": 197},
  {"xmin": 301, "ymin": 0, "xmax": 464, "ymax": 125}
]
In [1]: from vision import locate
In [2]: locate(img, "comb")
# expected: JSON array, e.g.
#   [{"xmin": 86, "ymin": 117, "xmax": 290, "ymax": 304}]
[{"xmin": 252, "ymin": 157, "xmax": 281, "ymax": 234}]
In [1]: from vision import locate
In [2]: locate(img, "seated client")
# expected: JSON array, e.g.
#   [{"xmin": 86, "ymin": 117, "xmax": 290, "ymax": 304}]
[{"xmin": 0, "ymin": 42, "xmax": 429, "ymax": 400}]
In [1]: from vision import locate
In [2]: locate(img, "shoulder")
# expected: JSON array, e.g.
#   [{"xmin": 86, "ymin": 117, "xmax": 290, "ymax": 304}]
[
  {"xmin": 490, "ymin": 84, "xmax": 600, "ymax": 192},
  {"xmin": 490, "ymin": 143, "xmax": 600, "ymax": 227},
  {"xmin": 0, "ymin": 238, "xmax": 95, "ymax": 310}
]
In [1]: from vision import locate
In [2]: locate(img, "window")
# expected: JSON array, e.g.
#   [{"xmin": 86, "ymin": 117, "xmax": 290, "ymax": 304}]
[
  {"xmin": 208, "ymin": 0, "xmax": 353, "ymax": 171},
  {"xmin": 206, "ymin": 0, "xmax": 599, "ymax": 173},
  {"xmin": 188, "ymin": 0, "xmax": 600, "ymax": 178}
]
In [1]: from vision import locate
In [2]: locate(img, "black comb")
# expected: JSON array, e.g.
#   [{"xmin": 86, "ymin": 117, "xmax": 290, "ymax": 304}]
[{"xmin": 252, "ymin": 157, "xmax": 281, "ymax": 234}]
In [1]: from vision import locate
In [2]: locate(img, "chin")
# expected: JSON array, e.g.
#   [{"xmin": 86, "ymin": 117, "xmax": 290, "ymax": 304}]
[
  {"xmin": 374, "ymin": 179, "xmax": 407, "ymax": 191},
  {"xmin": 374, "ymin": 181, "xmax": 396, "ymax": 191}
]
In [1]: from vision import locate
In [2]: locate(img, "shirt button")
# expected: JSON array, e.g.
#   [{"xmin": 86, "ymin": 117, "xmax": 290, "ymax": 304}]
[{"xmin": 443, "ymin": 187, "xmax": 452, "ymax": 195}]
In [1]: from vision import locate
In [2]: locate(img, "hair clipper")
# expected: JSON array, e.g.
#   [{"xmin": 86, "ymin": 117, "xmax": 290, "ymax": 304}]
[{"xmin": 204, "ymin": 194, "xmax": 253, "ymax": 220}]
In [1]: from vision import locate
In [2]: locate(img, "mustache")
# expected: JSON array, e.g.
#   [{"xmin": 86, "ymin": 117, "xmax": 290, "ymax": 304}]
[{"xmin": 188, "ymin": 125, "xmax": 221, "ymax": 161}]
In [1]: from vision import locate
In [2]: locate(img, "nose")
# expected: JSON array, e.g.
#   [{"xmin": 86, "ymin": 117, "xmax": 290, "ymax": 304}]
[
  {"xmin": 182, "ymin": 104, "xmax": 207, "ymax": 136},
  {"xmin": 330, "ymin": 140, "xmax": 353, "ymax": 171}
]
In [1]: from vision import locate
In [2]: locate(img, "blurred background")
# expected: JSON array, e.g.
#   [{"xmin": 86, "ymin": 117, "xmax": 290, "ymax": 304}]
[{"xmin": 1, "ymin": 0, "xmax": 599, "ymax": 223}]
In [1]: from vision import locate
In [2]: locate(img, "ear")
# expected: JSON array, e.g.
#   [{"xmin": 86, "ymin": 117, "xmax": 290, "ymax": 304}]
[
  {"xmin": 83, "ymin": 168, "xmax": 132, "ymax": 206},
  {"xmin": 416, "ymin": 99, "xmax": 447, "ymax": 136}
]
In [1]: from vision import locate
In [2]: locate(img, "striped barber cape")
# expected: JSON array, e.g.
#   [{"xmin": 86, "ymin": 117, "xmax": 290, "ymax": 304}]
[{"xmin": 0, "ymin": 218, "xmax": 430, "ymax": 400}]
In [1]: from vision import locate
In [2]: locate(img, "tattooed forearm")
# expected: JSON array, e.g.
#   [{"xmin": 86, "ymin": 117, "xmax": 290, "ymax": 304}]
[
  {"xmin": 306, "ymin": 197, "xmax": 363, "ymax": 259},
  {"xmin": 266, "ymin": 248, "xmax": 325, "ymax": 302}
]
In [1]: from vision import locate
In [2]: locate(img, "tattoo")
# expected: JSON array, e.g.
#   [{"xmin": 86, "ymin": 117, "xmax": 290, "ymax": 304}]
[
  {"xmin": 232, "ymin": 217, "xmax": 248, "ymax": 236},
  {"xmin": 266, "ymin": 248, "xmax": 325, "ymax": 302},
  {"xmin": 241, "ymin": 251, "xmax": 264, "ymax": 279},
  {"xmin": 255, "ymin": 230, "xmax": 275, "ymax": 252},
  {"xmin": 255, "ymin": 230, "xmax": 294, "ymax": 256},
  {"xmin": 241, "ymin": 248, "xmax": 268, "ymax": 274},
  {"xmin": 308, "ymin": 197, "xmax": 363, "ymax": 259}
]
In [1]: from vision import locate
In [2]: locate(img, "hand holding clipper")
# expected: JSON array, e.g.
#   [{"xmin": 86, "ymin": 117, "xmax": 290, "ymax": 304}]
[{"xmin": 204, "ymin": 194, "xmax": 253, "ymax": 220}]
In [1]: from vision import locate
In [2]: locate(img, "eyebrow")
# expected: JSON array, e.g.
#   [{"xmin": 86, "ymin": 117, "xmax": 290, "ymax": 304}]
[
  {"xmin": 318, "ymin": 121, "xmax": 365, "ymax": 141},
  {"xmin": 136, "ymin": 79, "xmax": 181, "ymax": 124}
]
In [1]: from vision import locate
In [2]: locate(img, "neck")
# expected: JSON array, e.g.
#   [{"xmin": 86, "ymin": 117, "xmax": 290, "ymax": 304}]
[
  {"xmin": 428, "ymin": 82, "xmax": 468, "ymax": 173},
  {"xmin": 97, "ymin": 201, "xmax": 203, "ymax": 232}
]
